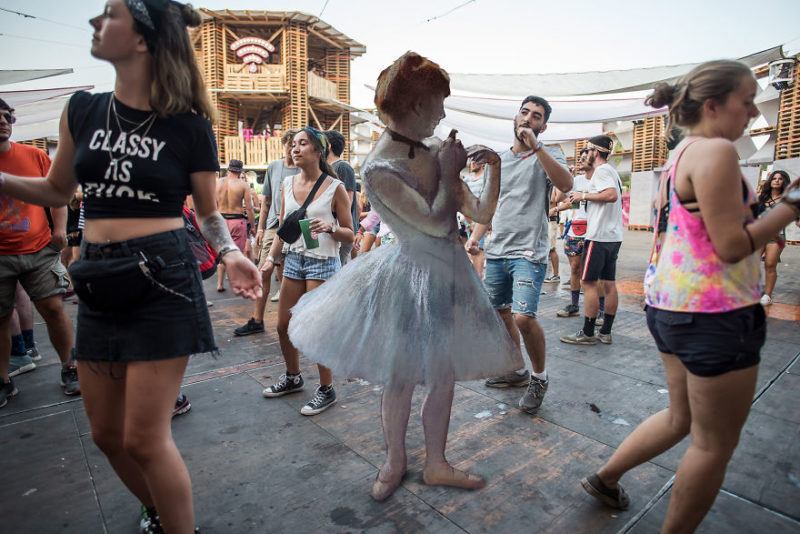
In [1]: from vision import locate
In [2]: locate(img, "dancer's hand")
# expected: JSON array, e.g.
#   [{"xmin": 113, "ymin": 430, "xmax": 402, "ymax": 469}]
[
  {"xmin": 439, "ymin": 130, "xmax": 467, "ymax": 178},
  {"xmin": 466, "ymin": 145, "xmax": 500, "ymax": 166},
  {"xmin": 224, "ymin": 251, "xmax": 263, "ymax": 300}
]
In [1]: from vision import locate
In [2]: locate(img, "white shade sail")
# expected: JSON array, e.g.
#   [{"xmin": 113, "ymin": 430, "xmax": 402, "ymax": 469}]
[{"xmin": 0, "ymin": 69, "xmax": 73, "ymax": 86}]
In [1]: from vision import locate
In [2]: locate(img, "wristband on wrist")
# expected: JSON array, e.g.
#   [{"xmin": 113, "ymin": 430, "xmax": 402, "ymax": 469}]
[
  {"xmin": 218, "ymin": 245, "xmax": 239, "ymax": 259},
  {"xmin": 582, "ymin": 192, "xmax": 586, "ymax": 201},
  {"xmin": 266, "ymin": 255, "xmax": 275, "ymax": 263}
]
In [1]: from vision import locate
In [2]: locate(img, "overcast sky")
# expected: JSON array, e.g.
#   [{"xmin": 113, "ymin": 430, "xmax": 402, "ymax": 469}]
[{"xmin": 2, "ymin": 0, "xmax": 800, "ymax": 108}]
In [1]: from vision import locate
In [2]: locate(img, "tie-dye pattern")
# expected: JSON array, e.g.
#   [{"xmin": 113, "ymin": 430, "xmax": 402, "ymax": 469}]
[{"xmin": 644, "ymin": 149, "xmax": 762, "ymax": 313}]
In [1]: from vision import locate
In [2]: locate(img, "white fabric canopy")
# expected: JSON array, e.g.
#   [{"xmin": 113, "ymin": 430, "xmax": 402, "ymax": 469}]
[
  {"xmin": 0, "ymin": 69, "xmax": 73, "ymax": 86},
  {"xmin": 0, "ymin": 86, "xmax": 92, "ymax": 107},
  {"xmin": 448, "ymin": 46, "xmax": 784, "ymax": 97},
  {"xmin": 2, "ymin": 86, "xmax": 93, "ymax": 141},
  {"xmin": 445, "ymin": 93, "xmax": 666, "ymax": 123},
  {"xmin": 436, "ymin": 107, "xmax": 602, "ymax": 151}
]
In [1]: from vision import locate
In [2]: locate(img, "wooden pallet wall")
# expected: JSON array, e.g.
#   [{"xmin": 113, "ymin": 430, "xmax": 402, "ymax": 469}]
[
  {"xmin": 775, "ymin": 68, "xmax": 800, "ymax": 161},
  {"xmin": 284, "ymin": 21, "xmax": 308, "ymax": 130},
  {"xmin": 325, "ymin": 49, "xmax": 352, "ymax": 161},
  {"xmin": 18, "ymin": 138, "xmax": 48, "ymax": 154},
  {"xmin": 632, "ymin": 116, "xmax": 668, "ymax": 172},
  {"xmin": 199, "ymin": 21, "xmax": 224, "ymax": 89},
  {"xmin": 214, "ymin": 95, "xmax": 239, "ymax": 165}
]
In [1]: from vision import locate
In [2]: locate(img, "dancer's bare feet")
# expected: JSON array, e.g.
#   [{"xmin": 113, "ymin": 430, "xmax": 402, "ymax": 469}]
[
  {"xmin": 422, "ymin": 462, "xmax": 485, "ymax": 489},
  {"xmin": 371, "ymin": 461, "xmax": 407, "ymax": 501}
]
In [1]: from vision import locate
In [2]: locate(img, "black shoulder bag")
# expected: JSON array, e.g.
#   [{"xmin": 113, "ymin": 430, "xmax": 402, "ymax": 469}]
[{"xmin": 277, "ymin": 173, "xmax": 327, "ymax": 243}]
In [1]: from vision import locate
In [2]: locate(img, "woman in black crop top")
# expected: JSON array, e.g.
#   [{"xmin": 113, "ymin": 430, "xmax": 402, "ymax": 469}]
[{"xmin": 0, "ymin": 1, "xmax": 261, "ymax": 532}]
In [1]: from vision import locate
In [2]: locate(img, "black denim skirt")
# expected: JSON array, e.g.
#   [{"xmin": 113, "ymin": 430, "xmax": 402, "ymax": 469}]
[{"xmin": 73, "ymin": 228, "xmax": 217, "ymax": 362}]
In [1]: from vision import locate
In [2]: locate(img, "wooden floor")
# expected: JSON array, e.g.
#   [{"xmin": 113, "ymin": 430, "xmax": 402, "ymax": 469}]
[{"xmin": 1, "ymin": 231, "xmax": 798, "ymax": 533}]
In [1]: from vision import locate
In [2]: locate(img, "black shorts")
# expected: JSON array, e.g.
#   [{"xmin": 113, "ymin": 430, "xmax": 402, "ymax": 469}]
[
  {"xmin": 74, "ymin": 229, "xmax": 217, "ymax": 362},
  {"xmin": 645, "ymin": 304, "xmax": 764, "ymax": 377},
  {"xmin": 581, "ymin": 240, "xmax": 621, "ymax": 281}
]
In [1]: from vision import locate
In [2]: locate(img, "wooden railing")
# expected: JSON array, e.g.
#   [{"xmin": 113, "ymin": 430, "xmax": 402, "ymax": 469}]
[
  {"xmin": 224, "ymin": 135, "xmax": 284, "ymax": 167},
  {"xmin": 308, "ymin": 71, "xmax": 337, "ymax": 100},
  {"xmin": 223, "ymin": 63, "xmax": 286, "ymax": 92}
]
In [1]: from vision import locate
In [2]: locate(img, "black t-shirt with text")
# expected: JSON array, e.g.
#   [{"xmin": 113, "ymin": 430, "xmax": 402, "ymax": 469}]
[{"xmin": 68, "ymin": 91, "xmax": 219, "ymax": 219}]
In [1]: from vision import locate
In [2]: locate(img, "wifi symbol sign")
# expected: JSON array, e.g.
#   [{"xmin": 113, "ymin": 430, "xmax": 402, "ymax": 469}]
[{"xmin": 230, "ymin": 38, "xmax": 277, "ymax": 73}]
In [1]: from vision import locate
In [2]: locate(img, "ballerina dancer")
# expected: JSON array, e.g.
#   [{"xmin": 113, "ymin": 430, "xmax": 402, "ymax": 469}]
[{"xmin": 287, "ymin": 52, "xmax": 523, "ymax": 500}]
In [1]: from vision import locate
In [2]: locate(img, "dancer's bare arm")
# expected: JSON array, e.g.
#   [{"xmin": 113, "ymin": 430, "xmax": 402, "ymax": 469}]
[{"xmin": 458, "ymin": 145, "xmax": 501, "ymax": 225}]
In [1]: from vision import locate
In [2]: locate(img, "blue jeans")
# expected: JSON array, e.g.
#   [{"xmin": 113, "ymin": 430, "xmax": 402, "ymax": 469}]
[{"xmin": 484, "ymin": 258, "xmax": 547, "ymax": 317}]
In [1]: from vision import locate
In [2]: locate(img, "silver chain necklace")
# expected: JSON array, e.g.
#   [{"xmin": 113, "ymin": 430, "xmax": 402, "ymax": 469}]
[{"xmin": 104, "ymin": 93, "xmax": 157, "ymax": 169}]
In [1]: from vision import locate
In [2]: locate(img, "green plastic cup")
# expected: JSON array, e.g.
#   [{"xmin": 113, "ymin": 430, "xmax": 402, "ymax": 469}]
[{"xmin": 298, "ymin": 218, "xmax": 319, "ymax": 249}]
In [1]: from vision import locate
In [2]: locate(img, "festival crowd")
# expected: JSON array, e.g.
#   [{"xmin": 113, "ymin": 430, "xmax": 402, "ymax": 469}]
[{"xmin": 1, "ymin": 1, "xmax": 799, "ymax": 533}]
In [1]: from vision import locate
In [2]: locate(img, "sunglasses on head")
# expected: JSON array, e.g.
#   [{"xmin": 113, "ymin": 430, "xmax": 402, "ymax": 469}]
[{"xmin": 0, "ymin": 111, "xmax": 16, "ymax": 125}]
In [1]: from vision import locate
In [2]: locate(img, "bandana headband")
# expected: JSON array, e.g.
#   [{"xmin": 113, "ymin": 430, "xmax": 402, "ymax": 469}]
[
  {"xmin": 303, "ymin": 126, "xmax": 330, "ymax": 158},
  {"xmin": 586, "ymin": 141, "xmax": 612, "ymax": 154}
]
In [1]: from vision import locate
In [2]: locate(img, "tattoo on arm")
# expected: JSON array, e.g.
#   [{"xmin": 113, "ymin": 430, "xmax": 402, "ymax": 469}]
[{"xmin": 202, "ymin": 213, "xmax": 237, "ymax": 252}]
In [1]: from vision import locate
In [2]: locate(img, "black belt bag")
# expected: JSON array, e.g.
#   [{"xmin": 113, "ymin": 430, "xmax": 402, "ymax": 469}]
[
  {"xmin": 69, "ymin": 251, "xmax": 192, "ymax": 313},
  {"xmin": 277, "ymin": 173, "xmax": 327, "ymax": 243},
  {"xmin": 69, "ymin": 255, "xmax": 153, "ymax": 313}
]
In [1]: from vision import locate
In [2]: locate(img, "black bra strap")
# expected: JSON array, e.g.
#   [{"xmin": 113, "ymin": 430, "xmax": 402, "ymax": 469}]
[{"xmin": 298, "ymin": 173, "xmax": 328, "ymax": 211}]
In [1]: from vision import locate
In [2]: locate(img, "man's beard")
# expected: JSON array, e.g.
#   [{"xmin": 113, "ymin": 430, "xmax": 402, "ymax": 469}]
[{"xmin": 513, "ymin": 119, "xmax": 542, "ymax": 142}]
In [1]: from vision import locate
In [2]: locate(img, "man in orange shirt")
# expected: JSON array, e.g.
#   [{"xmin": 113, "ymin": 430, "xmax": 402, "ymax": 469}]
[{"xmin": 0, "ymin": 98, "xmax": 78, "ymax": 407}]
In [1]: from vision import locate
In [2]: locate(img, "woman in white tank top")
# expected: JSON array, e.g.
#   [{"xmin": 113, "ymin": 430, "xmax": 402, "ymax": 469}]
[{"xmin": 260, "ymin": 127, "xmax": 354, "ymax": 416}]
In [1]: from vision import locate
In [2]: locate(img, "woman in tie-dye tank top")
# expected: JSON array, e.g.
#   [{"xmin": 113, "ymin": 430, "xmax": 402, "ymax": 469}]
[{"xmin": 580, "ymin": 60, "xmax": 800, "ymax": 532}]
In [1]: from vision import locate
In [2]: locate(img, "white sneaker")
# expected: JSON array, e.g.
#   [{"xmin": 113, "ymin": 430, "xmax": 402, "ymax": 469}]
[
  {"xmin": 270, "ymin": 291, "xmax": 280, "ymax": 302},
  {"xmin": 760, "ymin": 294, "xmax": 772, "ymax": 306}
]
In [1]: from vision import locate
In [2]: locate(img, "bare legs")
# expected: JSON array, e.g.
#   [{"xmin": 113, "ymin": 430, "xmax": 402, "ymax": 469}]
[
  {"xmin": 372, "ymin": 372, "xmax": 484, "ymax": 501},
  {"xmin": 80, "ymin": 357, "xmax": 195, "ymax": 534},
  {"xmin": 372, "ymin": 380, "xmax": 413, "ymax": 501},
  {"xmin": 497, "ymin": 308, "xmax": 545, "ymax": 374},
  {"xmin": 421, "ymin": 372, "xmax": 485, "ymax": 489},
  {"xmin": 32, "ymin": 294, "xmax": 73, "ymax": 366},
  {"xmin": 593, "ymin": 354, "xmax": 757, "ymax": 534},
  {"xmin": 275, "ymin": 277, "xmax": 331, "ymax": 385},
  {"xmin": 762, "ymin": 243, "xmax": 780, "ymax": 299}
]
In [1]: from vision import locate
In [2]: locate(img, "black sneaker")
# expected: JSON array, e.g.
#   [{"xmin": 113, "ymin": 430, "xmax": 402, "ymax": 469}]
[
  {"xmin": 300, "ymin": 385, "xmax": 337, "ymax": 415},
  {"xmin": 0, "ymin": 377, "xmax": 19, "ymax": 409},
  {"xmin": 173, "ymin": 394, "xmax": 191, "ymax": 417},
  {"xmin": 60, "ymin": 365, "xmax": 80, "ymax": 396},
  {"xmin": 262, "ymin": 373, "xmax": 304, "ymax": 398},
  {"xmin": 139, "ymin": 505, "xmax": 162, "ymax": 534},
  {"xmin": 234, "ymin": 318, "xmax": 265, "ymax": 336}
]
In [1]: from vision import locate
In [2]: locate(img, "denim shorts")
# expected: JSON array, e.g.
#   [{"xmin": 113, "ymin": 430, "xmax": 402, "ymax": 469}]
[
  {"xmin": 646, "ymin": 304, "xmax": 764, "ymax": 377},
  {"xmin": 283, "ymin": 252, "xmax": 340, "ymax": 281},
  {"xmin": 74, "ymin": 229, "xmax": 216, "ymax": 362},
  {"xmin": 483, "ymin": 258, "xmax": 547, "ymax": 317}
]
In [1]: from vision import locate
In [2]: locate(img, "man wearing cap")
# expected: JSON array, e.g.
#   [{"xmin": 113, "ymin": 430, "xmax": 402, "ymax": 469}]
[
  {"xmin": 465, "ymin": 96, "xmax": 572, "ymax": 414},
  {"xmin": 215, "ymin": 158, "xmax": 254, "ymax": 292},
  {"xmin": 560, "ymin": 135, "xmax": 623, "ymax": 345}
]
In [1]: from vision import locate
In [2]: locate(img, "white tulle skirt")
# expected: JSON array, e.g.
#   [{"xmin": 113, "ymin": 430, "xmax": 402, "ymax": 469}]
[{"xmin": 288, "ymin": 236, "xmax": 523, "ymax": 385}]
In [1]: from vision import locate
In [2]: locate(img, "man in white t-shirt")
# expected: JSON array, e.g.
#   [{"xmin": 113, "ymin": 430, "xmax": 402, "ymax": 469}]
[{"xmin": 560, "ymin": 135, "xmax": 623, "ymax": 345}]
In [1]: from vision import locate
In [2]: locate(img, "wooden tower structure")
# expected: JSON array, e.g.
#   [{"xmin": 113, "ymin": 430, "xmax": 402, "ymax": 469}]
[{"xmin": 191, "ymin": 10, "xmax": 366, "ymax": 168}]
